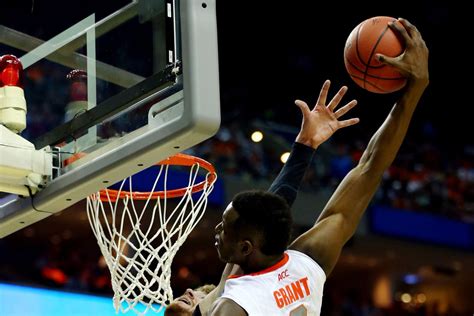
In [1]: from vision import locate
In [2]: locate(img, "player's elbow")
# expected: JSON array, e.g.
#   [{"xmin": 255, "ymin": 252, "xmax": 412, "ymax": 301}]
[
  {"xmin": 357, "ymin": 157, "xmax": 386, "ymax": 183},
  {"xmin": 327, "ymin": 195, "xmax": 374, "ymax": 243},
  {"xmin": 324, "ymin": 213, "xmax": 354, "ymax": 245},
  {"xmin": 337, "ymin": 214, "xmax": 358, "ymax": 244}
]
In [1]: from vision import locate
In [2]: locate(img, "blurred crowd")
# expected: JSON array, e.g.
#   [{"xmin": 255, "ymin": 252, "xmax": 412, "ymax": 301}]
[
  {"xmin": 192, "ymin": 123, "xmax": 474, "ymax": 223},
  {"xmin": 17, "ymin": 57, "xmax": 474, "ymax": 223},
  {"xmin": 0, "ymin": 232, "xmax": 111, "ymax": 295}
]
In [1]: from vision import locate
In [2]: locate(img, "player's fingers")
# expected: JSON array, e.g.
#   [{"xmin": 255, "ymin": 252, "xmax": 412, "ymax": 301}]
[
  {"xmin": 388, "ymin": 19, "xmax": 410, "ymax": 43},
  {"xmin": 398, "ymin": 18, "xmax": 419, "ymax": 39},
  {"xmin": 376, "ymin": 53, "xmax": 398, "ymax": 67},
  {"xmin": 295, "ymin": 100, "xmax": 311, "ymax": 118},
  {"xmin": 334, "ymin": 100, "xmax": 358, "ymax": 118},
  {"xmin": 315, "ymin": 80, "xmax": 331, "ymax": 109},
  {"xmin": 338, "ymin": 117, "xmax": 360, "ymax": 129},
  {"xmin": 328, "ymin": 86, "xmax": 348, "ymax": 111}
]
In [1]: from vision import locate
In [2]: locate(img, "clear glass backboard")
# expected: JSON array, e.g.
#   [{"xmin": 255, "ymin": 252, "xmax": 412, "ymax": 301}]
[{"xmin": 0, "ymin": 0, "xmax": 220, "ymax": 237}]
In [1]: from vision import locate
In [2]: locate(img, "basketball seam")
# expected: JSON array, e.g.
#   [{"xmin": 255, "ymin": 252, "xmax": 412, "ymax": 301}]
[
  {"xmin": 355, "ymin": 24, "xmax": 369, "ymax": 68},
  {"xmin": 355, "ymin": 23, "xmax": 371, "ymax": 89},
  {"xmin": 366, "ymin": 24, "xmax": 392, "ymax": 68},
  {"xmin": 360, "ymin": 19, "xmax": 394, "ymax": 90},
  {"xmin": 346, "ymin": 59, "xmax": 405, "ymax": 80},
  {"xmin": 348, "ymin": 73, "xmax": 387, "ymax": 93}
]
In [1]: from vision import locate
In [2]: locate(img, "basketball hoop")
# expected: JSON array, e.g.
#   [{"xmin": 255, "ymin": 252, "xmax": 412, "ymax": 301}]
[{"xmin": 86, "ymin": 153, "xmax": 217, "ymax": 315}]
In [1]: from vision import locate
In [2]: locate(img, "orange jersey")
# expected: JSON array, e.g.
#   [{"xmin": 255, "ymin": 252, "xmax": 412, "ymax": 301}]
[{"xmin": 222, "ymin": 250, "xmax": 326, "ymax": 315}]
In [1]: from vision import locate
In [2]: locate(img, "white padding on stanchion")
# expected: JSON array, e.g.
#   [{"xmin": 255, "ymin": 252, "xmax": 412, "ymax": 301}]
[{"xmin": 0, "ymin": 86, "xmax": 27, "ymax": 133}]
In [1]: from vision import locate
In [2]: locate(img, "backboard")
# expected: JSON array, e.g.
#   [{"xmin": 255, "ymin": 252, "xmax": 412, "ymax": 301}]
[{"xmin": 0, "ymin": 0, "xmax": 220, "ymax": 238}]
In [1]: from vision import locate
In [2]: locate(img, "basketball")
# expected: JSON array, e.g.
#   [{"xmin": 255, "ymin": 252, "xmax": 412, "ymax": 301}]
[{"xmin": 344, "ymin": 16, "xmax": 406, "ymax": 93}]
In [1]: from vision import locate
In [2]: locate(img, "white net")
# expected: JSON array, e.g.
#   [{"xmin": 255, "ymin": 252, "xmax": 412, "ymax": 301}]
[{"xmin": 86, "ymin": 158, "xmax": 216, "ymax": 315}]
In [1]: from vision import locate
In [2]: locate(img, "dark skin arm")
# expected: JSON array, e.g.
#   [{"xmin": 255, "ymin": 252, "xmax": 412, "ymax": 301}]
[{"xmin": 289, "ymin": 18, "xmax": 429, "ymax": 276}]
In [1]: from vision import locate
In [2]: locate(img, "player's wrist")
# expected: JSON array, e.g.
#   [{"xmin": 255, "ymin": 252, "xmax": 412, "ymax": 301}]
[
  {"xmin": 295, "ymin": 134, "xmax": 312, "ymax": 148},
  {"xmin": 407, "ymin": 76, "xmax": 429, "ymax": 90},
  {"xmin": 295, "ymin": 135, "xmax": 319, "ymax": 149}
]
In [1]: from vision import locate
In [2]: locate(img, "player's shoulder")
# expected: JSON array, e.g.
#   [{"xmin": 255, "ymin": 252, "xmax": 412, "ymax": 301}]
[
  {"xmin": 286, "ymin": 249, "xmax": 326, "ymax": 279},
  {"xmin": 286, "ymin": 248, "xmax": 317, "ymax": 263}
]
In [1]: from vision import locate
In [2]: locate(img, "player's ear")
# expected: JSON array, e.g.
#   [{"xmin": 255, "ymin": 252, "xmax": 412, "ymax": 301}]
[{"xmin": 240, "ymin": 240, "xmax": 253, "ymax": 256}]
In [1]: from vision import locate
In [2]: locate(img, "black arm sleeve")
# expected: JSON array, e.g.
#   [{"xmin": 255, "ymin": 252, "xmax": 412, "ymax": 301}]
[{"xmin": 268, "ymin": 142, "xmax": 315, "ymax": 207}]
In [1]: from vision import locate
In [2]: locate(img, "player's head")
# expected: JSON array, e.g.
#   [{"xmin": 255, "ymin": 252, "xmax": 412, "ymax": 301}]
[
  {"xmin": 165, "ymin": 284, "xmax": 216, "ymax": 316},
  {"xmin": 215, "ymin": 190, "xmax": 292, "ymax": 264}
]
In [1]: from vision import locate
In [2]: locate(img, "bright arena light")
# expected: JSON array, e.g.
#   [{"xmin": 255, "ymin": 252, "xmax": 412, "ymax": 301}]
[
  {"xmin": 401, "ymin": 293, "xmax": 412, "ymax": 303},
  {"xmin": 251, "ymin": 131, "xmax": 263, "ymax": 143},
  {"xmin": 280, "ymin": 152, "xmax": 290, "ymax": 163},
  {"xmin": 416, "ymin": 293, "xmax": 426, "ymax": 303}
]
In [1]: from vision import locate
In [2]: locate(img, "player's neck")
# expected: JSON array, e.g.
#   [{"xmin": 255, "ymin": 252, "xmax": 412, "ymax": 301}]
[{"xmin": 240, "ymin": 252, "xmax": 285, "ymax": 274}]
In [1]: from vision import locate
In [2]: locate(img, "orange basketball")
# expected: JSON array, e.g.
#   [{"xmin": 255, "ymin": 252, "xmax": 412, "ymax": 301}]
[{"xmin": 344, "ymin": 16, "xmax": 406, "ymax": 94}]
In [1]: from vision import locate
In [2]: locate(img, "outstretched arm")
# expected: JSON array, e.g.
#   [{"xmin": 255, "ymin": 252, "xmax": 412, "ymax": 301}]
[{"xmin": 289, "ymin": 18, "xmax": 429, "ymax": 276}]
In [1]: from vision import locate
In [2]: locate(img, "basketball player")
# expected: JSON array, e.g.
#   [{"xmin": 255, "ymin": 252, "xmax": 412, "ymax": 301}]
[
  {"xmin": 165, "ymin": 65, "xmax": 360, "ymax": 315},
  {"xmin": 208, "ymin": 18, "xmax": 429, "ymax": 315}
]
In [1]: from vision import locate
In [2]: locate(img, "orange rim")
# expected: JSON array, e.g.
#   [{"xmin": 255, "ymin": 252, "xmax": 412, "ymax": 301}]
[{"xmin": 98, "ymin": 153, "xmax": 216, "ymax": 202}]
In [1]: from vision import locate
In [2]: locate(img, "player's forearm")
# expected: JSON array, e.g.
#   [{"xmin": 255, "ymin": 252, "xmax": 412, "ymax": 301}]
[
  {"xmin": 268, "ymin": 142, "xmax": 315, "ymax": 206},
  {"xmin": 359, "ymin": 80, "xmax": 428, "ymax": 175},
  {"xmin": 317, "ymin": 80, "xmax": 428, "ymax": 238}
]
